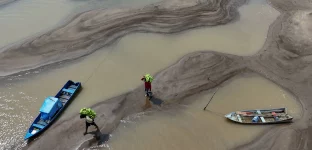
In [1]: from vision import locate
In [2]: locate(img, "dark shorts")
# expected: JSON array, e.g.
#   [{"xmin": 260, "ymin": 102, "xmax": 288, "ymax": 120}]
[
  {"xmin": 145, "ymin": 88, "xmax": 153, "ymax": 97},
  {"xmin": 145, "ymin": 88, "xmax": 151, "ymax": 92},
  {"xmin": 86, "ymin": 121, "xmax": 96, "ymax": 127}
]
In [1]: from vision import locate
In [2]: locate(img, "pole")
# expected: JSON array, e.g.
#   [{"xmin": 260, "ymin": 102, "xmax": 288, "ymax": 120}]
[
  {"xmin": 203, "ymin": 87, "xmax": 219, "ymax": 110},
  {"xmin": 203, "ymin": 77, "xmax": 219, "ymax": 111}
]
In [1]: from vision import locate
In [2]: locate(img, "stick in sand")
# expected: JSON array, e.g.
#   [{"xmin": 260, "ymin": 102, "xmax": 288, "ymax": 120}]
[
  {"xmin": 203, "ymin": 87, "xmax": 219, "ymax": 110},
  {"xmin": 203, "ymin": 77, "xmax": 219, "ymax": 111}
]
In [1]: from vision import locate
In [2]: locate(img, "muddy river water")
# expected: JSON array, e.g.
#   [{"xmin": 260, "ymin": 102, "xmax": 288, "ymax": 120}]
[{"xmin": 0, "ymin": 0, "xmax": 302, "ymax": 149}]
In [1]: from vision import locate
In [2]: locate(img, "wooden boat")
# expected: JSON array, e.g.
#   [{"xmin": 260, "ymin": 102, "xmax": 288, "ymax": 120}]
[
  {"xmin": 24, "ymin": 80, "xmax": 81, "ymax": 140},
  {"xmin": 225, "ymin": 108, "xmax": 293, "ymax": 124}
]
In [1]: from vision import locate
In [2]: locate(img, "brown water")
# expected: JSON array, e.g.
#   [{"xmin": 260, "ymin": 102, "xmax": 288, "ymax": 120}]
[
  {"xmin": 101, "ymin": 75, "xmax": 302, "ymax": 150},
  {"xmin": 0, "ymin": 0, "xmax": 282, "ymax": 149},
  {"xmin": 0, "ymin": 0, "xmax": 85, "ymax": 49}
]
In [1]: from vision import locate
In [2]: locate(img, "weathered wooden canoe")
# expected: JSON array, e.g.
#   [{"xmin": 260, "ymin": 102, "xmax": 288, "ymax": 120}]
[
  {"xmin": 225, "ymin": 108, "xmax": 293, "ymax": 124},
  {"xmin": 24, "ymin": 80, "xmax": 81, "ymax": 140}
]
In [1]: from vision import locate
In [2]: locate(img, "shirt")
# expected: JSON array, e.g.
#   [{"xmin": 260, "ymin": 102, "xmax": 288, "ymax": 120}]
[
  {"xmin": 141, "ymin": 77, "xmax": 152, "ymax": 89},
  {"xmin": 86, "ymin": 116, "xmax": 93, "ymax": 123}
]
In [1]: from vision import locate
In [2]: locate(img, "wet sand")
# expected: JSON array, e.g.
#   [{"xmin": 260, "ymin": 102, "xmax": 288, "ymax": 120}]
[{"xmin": 0, "ymin": 0, "xmax": 311, "ymax": 149}]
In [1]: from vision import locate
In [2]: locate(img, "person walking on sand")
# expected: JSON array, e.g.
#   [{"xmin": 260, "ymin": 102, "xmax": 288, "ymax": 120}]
[
  {"xmin": 141, "ymin": 74, "xmax": 153, "ymax": 109},
  {"xmin": 79, "ymin": 108, "xmax": 99, "ymax": 135}
]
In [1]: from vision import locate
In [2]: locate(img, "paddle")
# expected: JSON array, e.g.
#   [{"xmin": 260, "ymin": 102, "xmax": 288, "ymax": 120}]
[{"xmin": 203, "ymin": 87, "xmax": 219, "ymax": 110}]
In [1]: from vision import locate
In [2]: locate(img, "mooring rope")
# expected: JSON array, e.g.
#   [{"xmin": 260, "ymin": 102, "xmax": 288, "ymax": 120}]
[
  {"xmin": 82, "ymin": 47, "xmax": 115, "ymax": 85},
  {"xmin": 205, "ymin": 109, "xmax": 225, "ymax": 117}
]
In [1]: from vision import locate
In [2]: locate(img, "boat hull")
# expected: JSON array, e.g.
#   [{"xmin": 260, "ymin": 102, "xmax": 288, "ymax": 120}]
[
  {"xmin": 24, "ymin": 80, "xmax": 81, "ymax": 140},
  {"xmin": 225, "ymin": 108, "xmax": 293, "ymax": 124}
]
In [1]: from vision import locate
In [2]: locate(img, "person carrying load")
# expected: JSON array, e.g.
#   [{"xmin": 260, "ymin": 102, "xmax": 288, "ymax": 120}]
[
  {"xmin": 141, "ymin": 74, "xmax": 154, "ymax": 109},
  {"xmin": 141, "ymin": 74, "xmax": 153, "ymax": 98},
  {"xmin": 79, "ymin": 108, "xmax": 99, "ymax": 135}
]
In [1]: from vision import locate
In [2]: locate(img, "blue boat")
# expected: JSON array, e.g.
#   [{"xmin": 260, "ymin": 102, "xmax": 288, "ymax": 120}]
[{"xmin": 24, "ymin": 80, "xmax": 81, "ymax": 140}]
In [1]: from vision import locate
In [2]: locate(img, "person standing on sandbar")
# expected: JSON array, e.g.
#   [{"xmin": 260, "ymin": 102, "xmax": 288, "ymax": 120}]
[{"xmin": 141, "ymin": 74, "xmax": 153, "ymax": 109}]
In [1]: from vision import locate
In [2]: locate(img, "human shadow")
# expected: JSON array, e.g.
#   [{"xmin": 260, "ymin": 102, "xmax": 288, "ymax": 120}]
[
  {"xmin": 85, "ymin": 129, "xmax": 110, "ymax": 145},
  {"xmin": 149, "ymin": 97, "xmax": 164, "ymax": 106}
]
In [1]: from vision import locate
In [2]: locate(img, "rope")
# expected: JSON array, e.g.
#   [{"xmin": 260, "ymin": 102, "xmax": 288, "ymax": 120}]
[
  {"xmin": 205, "ymin": 109, "xmax": 225, "ymax": 117},
  {"xmin": 177, "ymin": 104, "xmax": 225, "ymax": 117},
  {"xmin": 82, "ymin": 47, "xmax": 115, "ymax": 84}
]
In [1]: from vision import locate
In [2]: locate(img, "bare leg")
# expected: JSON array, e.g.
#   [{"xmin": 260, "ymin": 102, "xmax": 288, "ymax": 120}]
[
  {"xmin": 93, "ymin": 122, "xmax": 99, "ymax": 130},
  {"xmin": 84, "ymin": 125, "xmax": 88, "ymax": 135}
]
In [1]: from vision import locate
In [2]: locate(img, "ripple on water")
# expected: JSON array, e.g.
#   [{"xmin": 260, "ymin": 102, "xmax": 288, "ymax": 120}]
[{"xmin": 0, "ymin": 88, "xmax": 37, "ymax": 149}]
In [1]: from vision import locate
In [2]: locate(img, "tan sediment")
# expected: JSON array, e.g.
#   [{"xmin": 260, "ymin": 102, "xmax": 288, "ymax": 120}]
[{"xmin": 1, "ymin": 0, "xmax": 310, "ymax": 149}]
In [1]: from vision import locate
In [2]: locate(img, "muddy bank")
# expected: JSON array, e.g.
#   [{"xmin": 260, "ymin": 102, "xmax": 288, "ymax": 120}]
[
  {"xmin": 13, "ymin": 0, "xmax": 312, "ymax": 149},
  {"xmin": 0, "ymin": 0, "xmax": 246, "ymax": 76}
]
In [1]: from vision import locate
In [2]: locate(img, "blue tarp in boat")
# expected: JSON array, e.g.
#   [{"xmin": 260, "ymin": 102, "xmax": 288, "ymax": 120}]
[{"xmin": 39, "ymin": 96, "xmax": 62, "ymax": 121}]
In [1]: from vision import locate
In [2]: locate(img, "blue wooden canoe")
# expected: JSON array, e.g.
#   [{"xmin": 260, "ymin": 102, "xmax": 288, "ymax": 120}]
[{"xmin": 24, "ymin": 80, "xmax": 81, "ymax": 140}]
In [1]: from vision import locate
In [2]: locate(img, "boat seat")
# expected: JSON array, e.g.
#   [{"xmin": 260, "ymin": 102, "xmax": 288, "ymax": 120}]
[
  {"xmin": 59, "ymin": 98, "xmax": 67, "ymax": 102},
  {"xmin": 37, "ymin": 120, "xmax": 48, "ymax": 126},
  {"xmin": 68, "ymin": 88, "xmax": 76, "ymax": 91},
  {"xmin": 256, "ymin": 110, "xmax": 266, "ymax": 122},
  {"xmin": 62, "ymin": 88, "xmax": 75, "ymax": 94},
  {"xmin": 260, "ymin": 117, "xmax": 266, "ymax": 122},
  {"xmin": 59, "ymin": 98, "xmax": 67, "ymax": 105},
  {"xmin": 236, "ymin": 114, "xmax": 242, "ymax": 122},
  {"xmin": 69, "ymin": 85, "xmax": 78, "ymax": 89},
  {"xmin": 60, "ymin": 95, "xmax": 70, "ymax": 100},
  {"xmin": 33, "ymin": 124, "xmax": 45, "ymax": 129}
]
